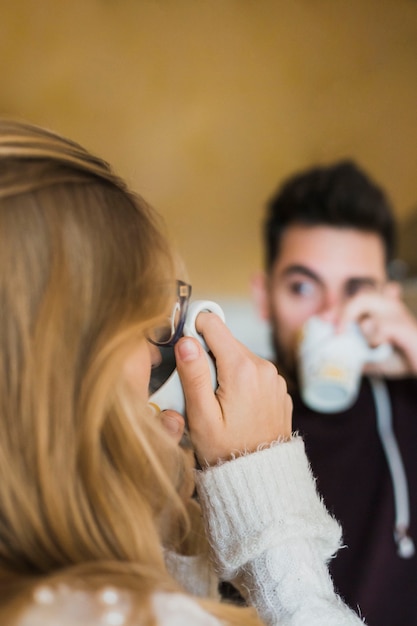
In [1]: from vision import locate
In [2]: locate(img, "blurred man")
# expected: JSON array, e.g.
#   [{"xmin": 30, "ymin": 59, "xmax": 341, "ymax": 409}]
[{"xmin": 252, "ymin": 161, "xmax": 417, "ymax": 626}]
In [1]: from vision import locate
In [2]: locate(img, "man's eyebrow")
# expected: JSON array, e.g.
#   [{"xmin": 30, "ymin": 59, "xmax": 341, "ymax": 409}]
[{"xmin": 281, "ymin": 264, "xmax": 323, "ymax": 284}]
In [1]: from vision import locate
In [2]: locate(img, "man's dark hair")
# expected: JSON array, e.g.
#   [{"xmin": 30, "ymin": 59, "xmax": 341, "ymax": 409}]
[{"xmin": 264, "ymin": 160, "xmax": 396, "ymax": 271}]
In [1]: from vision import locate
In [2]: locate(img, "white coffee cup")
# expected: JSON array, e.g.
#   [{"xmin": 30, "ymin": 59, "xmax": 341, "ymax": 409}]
[
  {"xmin": 298, "ymin": 316, "xmax": 392, "ymax": 413},
  {"xmin": 148, "ymin": 300, "xmax": 225, "ymax": 417}
]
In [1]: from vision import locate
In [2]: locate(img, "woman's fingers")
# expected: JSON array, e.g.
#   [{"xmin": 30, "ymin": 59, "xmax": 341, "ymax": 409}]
[
  {"xmin": 174, "ymin": 336, "xmax": 222, "ymax": 420},
  {"xmin": 159, "ymin": 410, "xmax": 185, "ymax": 444},
  {"xmin": 175, "ymin": 313, "xmax": 292, "ymax": 465}
]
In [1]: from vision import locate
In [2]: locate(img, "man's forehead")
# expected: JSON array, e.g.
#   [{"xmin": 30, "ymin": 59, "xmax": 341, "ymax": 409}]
[{"xmin": 272, "ymin": 224, "xmax": 387, "ymax": 280}]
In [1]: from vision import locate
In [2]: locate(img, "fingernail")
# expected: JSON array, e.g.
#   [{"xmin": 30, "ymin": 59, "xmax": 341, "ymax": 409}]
[
  {"xmin": 177, "ymin": 338, "xmax": 199, "ymax": 362},
  {"xmin": 161, "ymin": 415, "xmax": 180, "ymax": 435}
]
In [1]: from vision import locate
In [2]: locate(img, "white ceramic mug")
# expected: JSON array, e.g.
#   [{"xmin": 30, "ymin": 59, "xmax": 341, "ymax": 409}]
[
  {"xmin": 148, "ymin": 300, "xmax": 225, "ymax": 417},
  {"xmin": 298, "ymin": 316, "xmax": 392, "ymax": 413}
]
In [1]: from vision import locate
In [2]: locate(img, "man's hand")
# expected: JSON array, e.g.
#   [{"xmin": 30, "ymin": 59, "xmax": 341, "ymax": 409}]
[{"xmin": 337, "ymin": 282, "xmax": 417, "ymax": 377}]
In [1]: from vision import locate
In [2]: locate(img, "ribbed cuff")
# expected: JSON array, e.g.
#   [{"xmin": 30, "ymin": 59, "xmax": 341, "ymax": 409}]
[{"xmin": 194, "ymin": 436, "xmax": 341, "ymax": 576}]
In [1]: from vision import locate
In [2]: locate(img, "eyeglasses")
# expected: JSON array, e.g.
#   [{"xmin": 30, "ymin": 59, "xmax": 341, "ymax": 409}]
[{"xmin": 148, "ymin": 280, "xmax": 192, "ymax": 347}]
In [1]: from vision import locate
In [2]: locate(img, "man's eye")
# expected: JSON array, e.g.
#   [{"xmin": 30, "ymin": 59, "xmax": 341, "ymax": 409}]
[
  {"xmin": 346, "ymin": 281, "xmax": 376, "ymax": 298},
  {"xmin": 289, "ymin": 281, "xmax": 316, "ymax": 297}
]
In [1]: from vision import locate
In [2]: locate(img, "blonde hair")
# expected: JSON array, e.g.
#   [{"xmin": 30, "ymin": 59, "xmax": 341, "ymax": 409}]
[{"xmin": 0, "ymin": 120, "xmax": 261, "ymax": 625}]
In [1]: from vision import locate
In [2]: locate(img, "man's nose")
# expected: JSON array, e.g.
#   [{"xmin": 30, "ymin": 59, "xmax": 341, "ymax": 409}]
[{"xmin": 318, "ymin": 292, "xmax": 343, "ymax": 325}]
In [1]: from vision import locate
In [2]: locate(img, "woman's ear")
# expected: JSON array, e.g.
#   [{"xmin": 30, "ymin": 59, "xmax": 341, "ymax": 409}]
[{"xmin": 251, "ymin": 271, "xmax": 271, "ymax": 321}]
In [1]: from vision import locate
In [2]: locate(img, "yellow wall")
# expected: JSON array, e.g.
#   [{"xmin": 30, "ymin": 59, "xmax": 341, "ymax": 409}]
[{"xmin": 1, "ymin": 0, "xmax": 417, "ymax": 297}]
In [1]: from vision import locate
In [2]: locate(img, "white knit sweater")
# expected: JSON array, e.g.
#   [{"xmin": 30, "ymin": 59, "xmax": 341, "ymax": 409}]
[
  {"xmin": 18, "ymin": 437, "xmax": 365, "ymax": 626},
  {"xmin": 193, "ymin": 436, "xmax": 365, "ymax": 625}
]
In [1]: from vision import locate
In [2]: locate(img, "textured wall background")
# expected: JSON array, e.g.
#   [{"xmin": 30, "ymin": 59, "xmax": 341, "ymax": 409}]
[{"xmin": 1, "ymin": 0, "xmax": 417, "ymax": 304}]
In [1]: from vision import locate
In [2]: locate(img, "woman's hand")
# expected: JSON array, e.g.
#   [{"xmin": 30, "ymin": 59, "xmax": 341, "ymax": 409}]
[{"xmin": 174, "ymin": 312, "xmax": 292, "ymax": 466}]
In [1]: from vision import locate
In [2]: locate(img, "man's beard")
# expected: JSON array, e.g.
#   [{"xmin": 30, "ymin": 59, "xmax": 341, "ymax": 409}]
[{"xmin": 270, "ymin": 328, "xmax": 299, "ymax": 393}]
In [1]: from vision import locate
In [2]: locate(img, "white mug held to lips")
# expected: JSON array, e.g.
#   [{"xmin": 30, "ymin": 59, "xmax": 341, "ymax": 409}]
[
  {"xmin": 148, "ymin": 300, "xmax": 226, "ymax": 417},
  {"xmin": 298, "ymin": 316, "xmax": 392, "ymax": 413}
]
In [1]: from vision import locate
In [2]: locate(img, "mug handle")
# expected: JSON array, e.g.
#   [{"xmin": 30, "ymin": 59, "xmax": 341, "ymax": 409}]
[
  {"xmin": 148, "ymin": 301, "xmax": 225, "ymax": 417},
  {"xmin": 183, "ymin": 300, "xmax": 226, "ymax": 348},
  {"xmin": 366, "ymin": 342, "xmax": 393, "ymax": 363}
]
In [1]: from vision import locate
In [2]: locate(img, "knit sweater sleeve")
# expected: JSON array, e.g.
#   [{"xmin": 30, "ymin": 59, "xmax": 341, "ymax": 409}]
[{"xmin": 194, "ymin": 436, "xmax": 365, "ymax": 626}]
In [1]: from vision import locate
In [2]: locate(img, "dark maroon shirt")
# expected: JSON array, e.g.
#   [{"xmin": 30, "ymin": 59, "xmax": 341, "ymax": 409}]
[{"xmin": 291, "ymin": 377, "xmax": 417, "ymax": 626}]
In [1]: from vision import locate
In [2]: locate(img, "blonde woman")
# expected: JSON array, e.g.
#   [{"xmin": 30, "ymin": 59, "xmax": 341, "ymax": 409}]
[{"xmin": 0, "ymin": 120, "xmax": 364, "ymax": 625}]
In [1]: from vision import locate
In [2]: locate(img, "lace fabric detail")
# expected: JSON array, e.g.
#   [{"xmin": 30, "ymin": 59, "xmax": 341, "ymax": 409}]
[
  {"xmin": 18, "ymin": 585, "xmax": 221, "ymax": 626},
  {"xmin": 19, "ymin": 583, "xmax": 132, "ymax": 626},
  {"xmin": 152, "ymin": 592, "xmax": 221, "ymax": 626}
]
